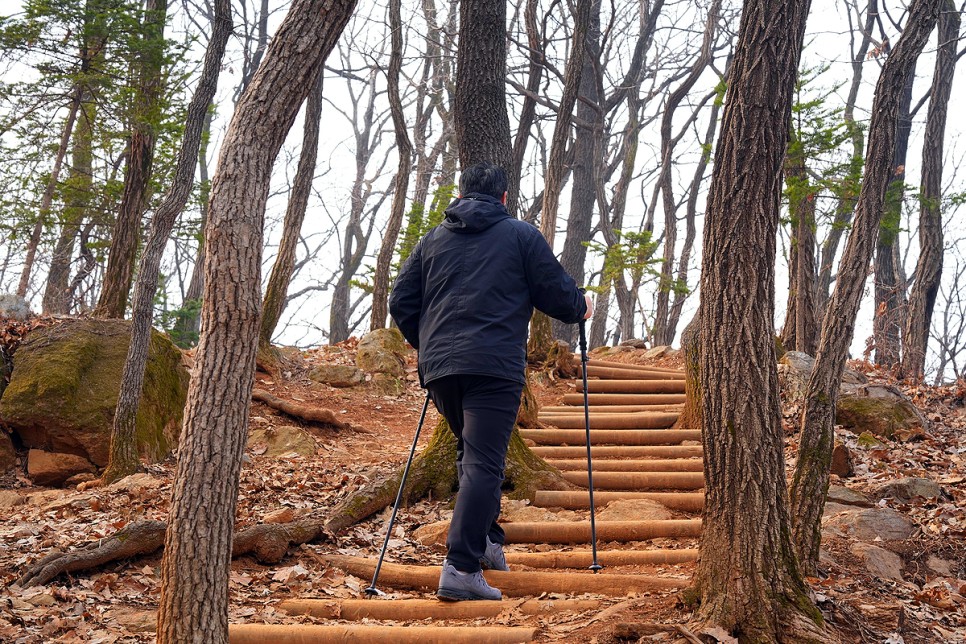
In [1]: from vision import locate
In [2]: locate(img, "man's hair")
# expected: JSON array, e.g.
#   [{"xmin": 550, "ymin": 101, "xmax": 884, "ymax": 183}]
[{"xmin": 458, "ymin": 162, "xmax": 508, "ymax": 200}]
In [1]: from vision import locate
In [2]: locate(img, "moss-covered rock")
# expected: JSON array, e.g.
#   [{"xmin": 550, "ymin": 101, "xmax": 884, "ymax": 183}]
[
  {"xmin": 835, "ymin": 385, "xmax": 926, "ymax": 440},
  {"xmin": 0, "ymin": 319, "xmax": 189, "ymax": 467},
  {"xmin": 356, "ymin": 328, "xmax": 408, "ymax": 376}
]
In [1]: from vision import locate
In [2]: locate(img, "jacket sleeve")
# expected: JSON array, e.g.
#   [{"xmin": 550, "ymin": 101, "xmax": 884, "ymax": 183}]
[
  {"xmin": 523, "ymin": 230, "xmax": 587, "ymax": 324},
  {"xmin": 388, "ymin": 241, "xmax": 423, "ymax": 349}
]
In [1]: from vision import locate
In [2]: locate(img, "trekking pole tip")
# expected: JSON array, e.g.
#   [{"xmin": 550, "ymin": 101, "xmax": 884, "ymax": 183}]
[
  {"xmin": 363, "ymin": 586, "xmax": 384, "ymax": 597},
  {"xmin": 589, "ymin": 563, "xmax": 603, "ymax": 573}
]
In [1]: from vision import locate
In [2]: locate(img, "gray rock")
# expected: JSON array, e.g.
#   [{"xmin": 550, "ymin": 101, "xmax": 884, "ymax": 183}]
[
  {"xmin": 26, "ymin": 449, "xmax": 96, "ymax": 487},
  {"xmin": 778, "ymin": 351, "xmax": 868, "ymax": 401},
  {"xmin": 823, "ymin": 507, "xmax": 916, "ymax": 541},
  {"xmin": 356, "ymin": 328, "xmax": 408, "ymax": 376},
  {"xmin": 0, "ymin": 293, "xmax": 32, "ymax": 320},
  {"xmin": 643, "ymin": 345, "xmax": 669, "ymax": 358},
  {"xmin": 873, "ymin": 477, "xmax": 942, "ymax": 502},
  {"xmin": 836, "ymin": 384, "xmax": 928, "ymax": 440},
  {"xmin": 851, "ymin": 543, "xmax": 904, "ymax": 581},
  {"xmin": 620, "ymin": 339, "xmax": 648, "ymax": 349},
  {"xmin": 308, "ymin": 364, "xmax": 365, "ymax": 388},
  {"xmin": 827, "ymin": 484, "xmax": 873, "ymax": 508}
]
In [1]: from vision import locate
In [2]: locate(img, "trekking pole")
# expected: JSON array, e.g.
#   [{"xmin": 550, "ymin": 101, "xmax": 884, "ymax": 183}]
[
  {"xmin": 365, "ymin": 390, "xmax": 432, "ymax": 596},
  {"xmin": 578, "ymin": 320, "xmax": 603, "ymax": 572}
]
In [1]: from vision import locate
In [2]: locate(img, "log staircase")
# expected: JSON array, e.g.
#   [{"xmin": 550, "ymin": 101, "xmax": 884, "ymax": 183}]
[{"xmin": 230, "ymin": 358, "xmax": 703, "ymax": 643}]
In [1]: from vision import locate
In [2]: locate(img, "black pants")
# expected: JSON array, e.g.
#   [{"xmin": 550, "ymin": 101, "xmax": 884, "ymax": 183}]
[{"xmin": 427, "ymin": 374, "xmax": 523, "ymax": 573}]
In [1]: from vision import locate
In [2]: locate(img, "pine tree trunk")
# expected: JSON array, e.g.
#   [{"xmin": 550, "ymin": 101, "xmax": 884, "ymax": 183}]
[
  {"xmin": 101, "ymin": 0, "xmax": 231, "ymax": 485},
  {"xmin": 259, "ymin": 74, "xmax": 324, "ymax": 350},
  {"xmin": 96, "ymin": 0, "xmax": 168, "ymax": 318},
  {"xmin": 790, "ymin": 0, "xmax": 942, "ymax": 574},
  {"xmin": 156, "ymin": 2, "xmax": 355, "ymax": 642},
  {"xmin": 902, "ymin": 0, "xmax": 959, "ymax": 381},
  {"xmin": 692, "ymin": 1, "xmax": 824, "ymax": 639}
]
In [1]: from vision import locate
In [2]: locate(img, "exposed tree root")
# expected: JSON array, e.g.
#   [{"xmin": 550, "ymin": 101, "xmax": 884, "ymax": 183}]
[
  {"xmin": 251, "ymin": 388, "xmax": 367, "ymax": 432},
  {"xmin": 17, "ymin": 516, "xmax": 328, "ymax": 587}
]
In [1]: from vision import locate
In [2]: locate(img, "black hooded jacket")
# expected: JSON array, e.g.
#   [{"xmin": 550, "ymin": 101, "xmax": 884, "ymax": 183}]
[{"xmin": 389, "ymin": 192, "xmax": 586, "ymax": 386}]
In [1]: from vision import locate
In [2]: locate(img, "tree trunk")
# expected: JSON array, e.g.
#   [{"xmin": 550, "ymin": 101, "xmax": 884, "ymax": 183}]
[
  {"xmin": 674, "ymin": 313, "xmax": 701, "ymax": 430},
  {"xmin": 651, "ymin": 0, "xmax": 721, "ymax": 347},
  {"xmin": 790, "ymin": 0, "xmax": 941, "ymax": 574},
  {"xmin": 528, "ymin": 0, "xmax": 593, "ymax": 362},
  {"xmin": 96, "ymin": 0, "xmax": 168, "ymax": 318},
  {"xmin": 901, "ymin": 0, "xmax": 960, "ymax": 381},
  {"xmin": 156, "ymin": 2, "xmax": 355, "ymax": 642},
  {"xmin": 508, "ymin": 0, "xmax": 544, "ymax": 215},
  {"xmin": 454, "ymin": 0, "xmax": 512, "ymax": 171},
  {"xmin": 259, "ymin": 74, "xmax": 324, "ymax": 351},
  {"xmin": 692, "ymin": 0, "xmax": 824, "ymax": 639},
  {"xmin": 781, "ymin": 142, "xmax": 819, "ymax": 355},
  {"xmin": 872, "ymin": 63, "xmax": 916, "ymax": 368},
  {"xmin": 100, "ymin": 0, "xmax": 231, "ymax": 485},
  {"xmin": 370, "ymin": 0, "xmax": 414, "ymax": 332},
  {"xmin": 553, "ymin": 0, "xmax": 602, "ymax": 349},
  {"xmin": 17, "ymin": 87, "xmax": 82, "ymax": 298}
]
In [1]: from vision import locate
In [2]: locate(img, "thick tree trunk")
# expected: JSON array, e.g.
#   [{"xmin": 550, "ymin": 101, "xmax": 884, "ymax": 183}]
[
  {"xmin": 872, "ymin": 64, "xmax": 916, "ymax": 368},
  {"xmin": 370, "ymin": 0, "xmax": 413, "ymax": 332},
  {"xmin": 454, "ymin": 0, "xmax": 512, "ymax": 171},
  {"xmin": 100, "ymin": 0, "xmax": 231, "ymax": 485},
  {"xmin": 96, "ymin": 0, "xmax": 168, "ymax": 318},
  {"xmin": 902, "ymin": 0, "xmax": 960, "ymax": 381},
  {"xmin": 692, "ymin": 0, "xmax": 824, "ymax": 640},
  {"xmin": 259, "ymin": 75, "xmax": 324, "ymax": 351},
  {"xmin": 156, "ymin": 2, "xmax": 356, "ymax": 642},
  {"xmin": 674, "ymin": 313, "xmax": 701, "ymax": 430},
  {"xmin": 790, "ymin": 0, "xmax": 942, "ymax": 574}
]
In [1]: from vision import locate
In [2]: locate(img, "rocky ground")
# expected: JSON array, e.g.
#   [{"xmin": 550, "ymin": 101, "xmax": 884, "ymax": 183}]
[{"xmin": 0, "ymin": 338, "xmax": 964, "ymax": 643}]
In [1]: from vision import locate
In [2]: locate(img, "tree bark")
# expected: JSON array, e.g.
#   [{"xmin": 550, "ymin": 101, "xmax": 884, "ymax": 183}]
[
  {"xmin": 790, "ymin": 0, "xmax": 942, "ymax": 574},
  {"xmin": 370, "ymin": 0, "xmax": 414, "ymax": 331},
  {"xmin": 96, "ymin": 0, "xmax": 169, "ymax": 318},
  {"xmin": 454, "ymin": 0, "xmax": 513, "ymax": 171},
  {"xmin": 100, "ymin": 0, "xmax": 231, "ymax": 485},
  {"xmin": 156, "ymin": 2, "xmax": 355, "ymax": 642},
  {"xmin": 901, "ymin": 0, "xmax": 960, "ymax": 380},
  {"xmin": 259, "ymin": 74, "xmax": 324, "ymax": 350},
  {"xmin": 508, "ymin": 0, "xmax": 544, "ymax": 215},
  {"xmin": 693, "ymin": 0, "xmax": 824, "ymax": 640},
  {"xmin": 781, "ymin": 139, "xmax": 819, "ymax": 355},
  {"xmin": 872, "ymin": 62, "xmax": 916, "ymax": 368}
]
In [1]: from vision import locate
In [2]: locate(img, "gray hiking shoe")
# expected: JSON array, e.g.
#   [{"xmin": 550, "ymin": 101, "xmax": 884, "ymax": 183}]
[
  {"xmin": 437, "ymin": 560, "xmax": 502, "ymax": 601},
  {"xmin": 481, "ymin": 536, "xmax": 509, "ymax": 572}
]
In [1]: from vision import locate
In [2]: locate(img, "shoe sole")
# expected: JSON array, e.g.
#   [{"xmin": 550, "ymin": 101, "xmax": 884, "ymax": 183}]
[{"xmin": 437, "ymin": 588, "xmax": 501, "ymax": 601}]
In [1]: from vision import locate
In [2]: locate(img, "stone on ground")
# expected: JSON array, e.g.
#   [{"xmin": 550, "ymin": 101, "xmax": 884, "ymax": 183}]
[
  {"xmin": 873, "ymin": 477, "xmax": 942, "ymax": 502},
  {"xmin": 830, "ymin": 443, "xmax": 854, "ymax": 478},
  {"xmin": 247, "ymin": 425, "xmax": 316, "ymax": 458},
  {"xmin": 27, "ymin": 449, "xmax": 96, "ymax": 487},
  {"xmin": 0, "ymin": 430, "xmax": 16, "ymax": 472},
  {"xmin": 355, "ymin": 328, "xmax": 408, "ymax": 377},
  {"xmin": 309, "ymin": 364, "xmax": 365, "ymax": 388},
  {"xmin": 778, "ymin": 351, "xmax": 867, "ymax": 400},
  {"xmin": 0, "ymin": 319, "xmax": 189, "ymax": 466},
  {"xmin": 836, "ymin": 384, "xmax": 927, "ymax": 440},
  {"xmin": 850, "ymin": 543, "xmax": 904, "ymax": 581},
  {"xmin": 826, "ymin": 484, "xmax": 873, "ymax": 508},
  {"xmin": 823, "ymin": 507, "xmax": 916, "ymax": 541}
]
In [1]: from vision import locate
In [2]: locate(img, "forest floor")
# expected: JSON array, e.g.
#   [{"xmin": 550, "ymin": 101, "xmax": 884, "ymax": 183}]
[{"xmin": 0, "ymin": 339, "xmax": 964, "ymax": 643}]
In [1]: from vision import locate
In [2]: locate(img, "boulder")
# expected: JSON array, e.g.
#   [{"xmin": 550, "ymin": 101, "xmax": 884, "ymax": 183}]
[
  {"xmin": 873, "ymin": 477, "xmax": 942, "ymax": 502},
  {"xmin": 826, "ymin": 484, "xmax": 873, "ymax": 508},
  {"xmin": 414, "ymin": 521, "xmax": 450, "ymax": 547},
  {"xmin": 0, "ymin": 430, "xmax": 17, "ymax": 472},
  {"xmin": 778, "ymin": 351, "xmax": 868, "ymax": 400},
  {"xmin": 830, "ymin": 443, "xmax": 854, "ymax": 478},
  {"xmin": 308, "ymin": 364, "xmax": 365, "ymax": 388},
  {"xmin": 355, "ymin": 328, "xmax": 408, "ymax": 377},
  {"xmin": 0, "ymin": 319, "xmax": 189, "ymax": 466},
  {"xmin": 643, "ymin": 345, "xmax": 669, "ymax": 359},
  {"xmin": 0, "ymin": 293, "xmax": 32, "ymax": 320},
  {"xmin": 850, "ymin": 543, "xmax": 904, "ymax": 581},
  {"xmin": 836, "ymin": 385, "xmax": 927, "ymax": 440},
  {"xmin": 371, "ymin": 372, "xmax": 405, "ymax": 396},
  {"xmin": 823, "ymin": 507, "xmax": 916, "ymax": 541},
  {"xmin": 247, "ymin": 425, "xmax": 316, "ymax": 458},
  {"xmin": 620, "ymin": 339, "xmax": 647, "ymax": 349},
  {"xmin": 27, "ymin": 449, "xmax": 96, "ymax": 487}
]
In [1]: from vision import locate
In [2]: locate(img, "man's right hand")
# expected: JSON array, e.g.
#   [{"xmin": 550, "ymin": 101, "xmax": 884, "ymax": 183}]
[{"xmin": 583, "ymin": 293, "xmax": 594, "ymax": 320}]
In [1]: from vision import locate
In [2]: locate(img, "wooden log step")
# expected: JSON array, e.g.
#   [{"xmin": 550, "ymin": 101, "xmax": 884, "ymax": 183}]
[
  {"xmin": 321, "ymin": 555, "xmax": 689, "ymax": 597},
  {"xmin": 502, "ymin": 519, "xmax": 702, "ymax": 544},
  {"xmin": 538, "ymin": 412, "xmax": 679, "ymax": 429},
  {"xmin": 530, "ymin": 445, "xmax": 703, "ymax": 459},
  {"xmin": 580, "ymin": 365, "xmax": 686, "ymax": 381},
  {"xmin": 540, "ymin": 404, "xmax": 683, "ymax": 414},
  {"xmin": 229, "ymin": 624, "xmax": 538, "ymax": 643},
  {"xmin": 560, "ymin": 471, "xmax": 704, "ymax": 490},
  {"xmin": 546, "ymin": 458, "xmax": 703, "ymax": 472},
  {"xmin": 583, "ymin": 359, "xmax": 683, "ymax": 375},
  {"xmin": 278, "ymin": 598, "xmax": 601, "ymax": 620},
  {"xmin": 580, "ymin": 379, "xmax": 686, "ymax": 394},
  {"xmin": 533, "ymin": 490, "xmax": 704, "ymax": 512},
  {"xmin": 561, "ymin": 393, "xmax": 687, "ymax": 406},
  {"xmin": 519, "ymin": 428, "xmax": 700, "ymax": 446},
  {"xmin": 504, "ymin": 549, "xmax": 699, "ymax": 568}
]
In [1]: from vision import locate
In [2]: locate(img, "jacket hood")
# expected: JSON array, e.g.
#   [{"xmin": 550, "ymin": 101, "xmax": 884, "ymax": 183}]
[{"xmin": 442, "ymin": 193, "xmax": 512, "ymax": 233}]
